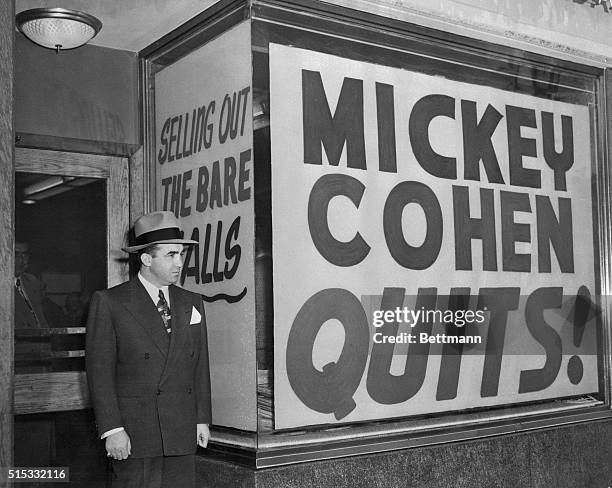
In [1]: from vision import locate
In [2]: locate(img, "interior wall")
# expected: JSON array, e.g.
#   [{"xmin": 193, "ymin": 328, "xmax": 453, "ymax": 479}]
[{"xmin": 14, "ymin": 35, "xmax": 139, "ymax": 148}]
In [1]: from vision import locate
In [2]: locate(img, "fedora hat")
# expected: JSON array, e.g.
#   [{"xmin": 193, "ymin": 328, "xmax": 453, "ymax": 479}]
[{"xmin": 122, "ymin": 211, "xmax": 198, "ymax": 253}]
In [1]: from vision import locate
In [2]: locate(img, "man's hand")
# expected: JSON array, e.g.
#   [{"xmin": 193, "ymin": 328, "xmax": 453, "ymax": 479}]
[
  {"xmin": 197, "ymin": 424, "xmax": 210, "ymax": 448},
  {"xmin": 106, "ymin": 430, "xmax": 131, "ymax": 460}
]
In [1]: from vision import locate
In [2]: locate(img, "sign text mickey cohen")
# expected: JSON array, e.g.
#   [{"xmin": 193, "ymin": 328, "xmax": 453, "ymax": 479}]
[
  {"xmin": 270, "ymin": 45, "xmax": 598, "ymax": 429},
  {"xmin": 302, "ymin": 70, "xmax": 574, "ymax": 272}
]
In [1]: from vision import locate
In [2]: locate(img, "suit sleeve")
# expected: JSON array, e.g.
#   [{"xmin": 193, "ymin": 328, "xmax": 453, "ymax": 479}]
[
  {"xmin": 195, "ymin": 299, "xmax": 212, "ymax": 424},
  {"xmin": 86, "ymin": 291, "xmax": 124, "ymax": 435}
]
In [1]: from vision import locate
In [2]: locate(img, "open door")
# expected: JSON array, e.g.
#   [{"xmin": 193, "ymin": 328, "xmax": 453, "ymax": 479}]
[{"xmin": 13, "ymin": 147, "xmax": 129, "ymax": 485}]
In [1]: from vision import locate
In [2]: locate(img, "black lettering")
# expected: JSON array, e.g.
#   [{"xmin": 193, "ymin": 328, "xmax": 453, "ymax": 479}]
[
  {"xmin": 201, "ymin": 224, "xmax": 212, "ymax": 284},
  {"xmin": 196, "ymin": 166, "xmax": 209, "ymax": 212},
  {"xmin": 501, "ymin": 190, "xmax": 531, "ymax": 272},
  {"xmin": 367, "ymin": 288, "xmax": 437, "ymax": 403},
  {"xmin": 210, "ymin": 161, "xmax": 222, "ymax": 209},
  {"xmin": 453, "ymin": 186, "xmax": 497, "ymax": 271},
  {"xmin": 436, "ymin": 289, "xmax": 472, "ymax": 400},
  {"xmin": 461, "ymin": 100, "xmax": 504, "ymax": 184},
  {"xmin": 308, "ymin": 174, "xmax": 370, "ymax": 267},
  {"xmin": 169, "ymin": 174, "xmax": 182, "ymax": 217},
  {"xmin": 240, "ymin": 86, "xmax": 251, "ymax": 136},
  {"xmin": 200, "ymin": 102, "xmax": 215, "ymax": 151},
  {"xmin": 168, "ymin": 116, "xmax": 179, "ymax": 163},
  {"xmin": 238, "ymin": 149, "xmax": 251, "ymax": 201},
  {"xmin": 157, "ymin": 117, "xmax": 171, "ymax": 164},
  {"xmin": 175, "ymin": 114, "xmax": 183, "ymax": 161},
  {"xmin": 542, "ymin": 112, "xmax": 574, "ymax": 191},
  {"xmin": 506, "ymin": 105, "xmax": 540, "ymax": 188},
  {"xmin": 181, "ymin": 227, "xmax": 200, "ymax": 285},
  {"xmin": 519, "ymin": 287, "xmax": 563, "ymax": 393},
  {"xmin": 223, "ymin": 157, "xmax": 238, "ymax": 206},
  {"xmin": 287, "ymin": 288, "xmax": 369, "ymax": 420},
  {"xmin": 180, "ymin": 170, "xmax": 192, "ymax": 217},
  {"xmin": 409, "ymin": 94, "xmax": 457, "ymax": 179},
  {"xmin": 219, "ymin": 94, "xmax": 232, "ymax": 144},
  {"xmin": 161, "ymin": 177, "xmax": 172, "ymax": 210},
  {"xmin": 229, "ymin": 92, "xmax": 240, "ymax": 140},
  {"xmin": 376, "ymin": 82, "xmax": 397, "ymax": 173},
  {"xmin": 536, "ymin": 196, "xmax": 574, "ymax": 273},
  {"xmin": 194, "ymin": 105, "xmax": 205, "ymax": 154},
  {"xmin": 212, "ymin": 220, "xmax": 224, "ymax": 282},
  {"xmin": 302, "ymin": 70, "xmax": 366, "ymax": 169},
  {"xmin": 479, "ymin": 287, "xmax": 520, "ymax": 397},
  {"xmin": 384, "ymin": 181, "xmax": 442, "ymax": 270},
  {"xmin": 182, "ymin": 109, "xmax": 195, "ymax": 159},
  {"xmin": 224, "ymin": 217, "xmax": 241, "ymax": 279}
]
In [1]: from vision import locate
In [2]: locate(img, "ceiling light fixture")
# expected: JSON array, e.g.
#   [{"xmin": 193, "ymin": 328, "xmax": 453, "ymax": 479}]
[
  {"xmin": 16, "ymin": 8, "xmax": 103, "ymax": 53},
  {"xmin": 23, "ymin": 176, "xmax": 75, "ymax": 196}
]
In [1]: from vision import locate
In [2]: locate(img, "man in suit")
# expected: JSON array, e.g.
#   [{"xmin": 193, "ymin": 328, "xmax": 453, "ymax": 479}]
[
  {"xmin": 15, "ymin": 241, "xmax": 49, "ymax": 329},
  {"xmin": 86, "ymin": 211, "xmax": 211, "ymax": 488}
]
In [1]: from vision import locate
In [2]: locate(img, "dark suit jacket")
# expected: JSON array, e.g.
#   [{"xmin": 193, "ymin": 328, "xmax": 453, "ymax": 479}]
[{"xmin": 85, "ymin": 278, "xmax": 212, "ymax": 458}]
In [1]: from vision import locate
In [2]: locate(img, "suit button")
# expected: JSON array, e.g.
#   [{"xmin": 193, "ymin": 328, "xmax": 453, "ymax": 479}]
[
  {"xmin": 157, "ymin": 389, "xmax": 162, "ymax": 395},
  {"xmin": 144, "ymin": 353, "xmax": 150, "ymax": 359}
]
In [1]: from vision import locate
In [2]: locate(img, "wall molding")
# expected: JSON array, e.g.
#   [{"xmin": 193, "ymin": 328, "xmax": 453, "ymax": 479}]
[{"xmin": 323, "ymin": 0, "xmax": 612, "ymax": 67}]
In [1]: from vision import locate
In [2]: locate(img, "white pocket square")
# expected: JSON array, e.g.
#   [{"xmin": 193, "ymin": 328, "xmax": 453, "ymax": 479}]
[{"xmin": 190, "ymin": 306, "xmax": 202, "ymax": 325}]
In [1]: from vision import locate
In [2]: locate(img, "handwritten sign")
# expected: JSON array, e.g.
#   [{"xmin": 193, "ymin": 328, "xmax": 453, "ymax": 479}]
[{"xmin": 155, "ymin": 22, "xmax": 256, "ymax": 431}]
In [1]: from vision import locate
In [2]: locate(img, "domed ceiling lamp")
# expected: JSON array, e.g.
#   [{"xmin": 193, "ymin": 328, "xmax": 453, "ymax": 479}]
[{"xmin": 16, "ymin": 8, "xmax": 102, "ymax": 54}]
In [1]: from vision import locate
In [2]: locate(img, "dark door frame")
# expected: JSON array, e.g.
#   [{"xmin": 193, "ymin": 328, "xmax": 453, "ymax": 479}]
[{"xmin": 13, "ymin": 148, "xmax": 130, "ymax": 415}]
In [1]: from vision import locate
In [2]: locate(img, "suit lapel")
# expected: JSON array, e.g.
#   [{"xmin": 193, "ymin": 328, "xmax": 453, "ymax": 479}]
[{"xmin": 121, "ymin": 279, "xmax": 170, "ymax": 357}]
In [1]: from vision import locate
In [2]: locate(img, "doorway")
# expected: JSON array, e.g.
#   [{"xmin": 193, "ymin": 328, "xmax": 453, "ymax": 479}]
[{"xmin": 14, "ymin": 147, "xmax": 129, "ymax": 487}]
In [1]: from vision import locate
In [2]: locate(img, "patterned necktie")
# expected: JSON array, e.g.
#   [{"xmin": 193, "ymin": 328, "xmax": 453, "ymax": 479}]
[{"xmin": 157, "ymin": 290, "xmax": 172, "ymax": 334}]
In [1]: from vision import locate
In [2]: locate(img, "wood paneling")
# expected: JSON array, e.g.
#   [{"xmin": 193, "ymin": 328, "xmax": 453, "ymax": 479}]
[
  {"xmin": 129, "ymin": 146, "xmax": 146, "ymax": 225},
  {"xmin": 14, "ymin": 372, "xmax": 90, "ymax": 415},
  {"xmin": 0, "ymin": 0, "xmax": 14, "ymax": 477},
  {"xmin": 15, "ymin": 327, "xmax": 86, "ymax": 337},
  {"xmin": 16, "ymin": 132, "xmax": 139, "ymax": 158},
  {"xmin": 15, "ymin": 147, "xmax": 115, "ymax": 178},
  {"xmin": 108, "ymin": 158, "xmax": 130, "ymax": 287}
]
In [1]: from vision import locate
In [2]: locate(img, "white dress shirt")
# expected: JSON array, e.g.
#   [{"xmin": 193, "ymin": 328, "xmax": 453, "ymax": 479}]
[{"xmin": 137, "ymin": 273, "xmax": 171, "ymax": 310}]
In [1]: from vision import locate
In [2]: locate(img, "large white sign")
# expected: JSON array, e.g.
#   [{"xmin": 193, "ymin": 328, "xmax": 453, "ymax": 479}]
[
  {"xmin": 270, "ymin": 44, "xmax": 599, "ymax": 429},
  {"xmin": 155, "ymin": 22, "xmax": 256, "ymax": 431}
]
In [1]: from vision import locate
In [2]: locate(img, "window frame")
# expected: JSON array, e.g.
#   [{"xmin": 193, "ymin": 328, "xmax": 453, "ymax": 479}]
[{"xmin": 250, "ymin": 0, "xmax": 612, "ymax": 468}]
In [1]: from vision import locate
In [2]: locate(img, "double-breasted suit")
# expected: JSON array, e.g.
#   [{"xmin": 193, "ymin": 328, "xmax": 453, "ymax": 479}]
[{"xmin": 86, "ymin": 278, "xmax": 211, "ymax": 458}]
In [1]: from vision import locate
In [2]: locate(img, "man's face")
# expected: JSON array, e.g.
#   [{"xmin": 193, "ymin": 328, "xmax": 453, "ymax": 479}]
[
  {"xmin": 15, "ymin": 242, "xmax": 29, "ymax": 277},
  {"xmin": 143, "ymin": 243, "xmax": 184, "ymax": 287}
]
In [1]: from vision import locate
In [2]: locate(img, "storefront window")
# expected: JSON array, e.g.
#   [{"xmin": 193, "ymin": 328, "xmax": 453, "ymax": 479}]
[
  {"xmin": 142, "ymin": 0, "xmax": 612, "ymax": 466},
  {"xmin": 251, "ymin": 1, "xmax": 610, "ymax": 460}
]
